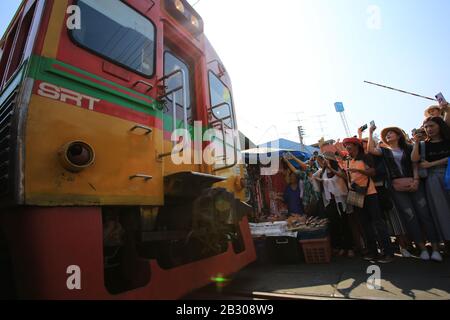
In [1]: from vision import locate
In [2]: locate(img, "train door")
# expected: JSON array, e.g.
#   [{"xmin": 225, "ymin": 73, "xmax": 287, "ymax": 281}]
[
  {"xmin": 207, "ymin": 70, "xmax": 238, "ymax": 174},
  {"xmin": 159, "ymin": 42, "xmax": 202, "ymax": 174}
]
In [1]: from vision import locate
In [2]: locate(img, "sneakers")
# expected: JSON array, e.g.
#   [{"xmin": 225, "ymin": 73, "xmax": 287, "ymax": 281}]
[
  {"xmin": 400, "ymin": 248, "xmax": 412, "ymax": 258},
  {"xmin": 420, "ymin": 250, "xmax": 431, "ymax": 261},
  {"xmin": 377, "ymin": 255, "xmax": 395, "ymax": 264},
  {"xmin": 431, "ymin": 251, "xmax": 443, "ymax": 262}
]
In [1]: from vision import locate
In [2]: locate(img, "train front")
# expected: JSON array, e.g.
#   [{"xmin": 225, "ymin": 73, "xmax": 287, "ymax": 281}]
[{"xmin": 0, "ymin": 0, "xmax": 255, "ymax": 300}]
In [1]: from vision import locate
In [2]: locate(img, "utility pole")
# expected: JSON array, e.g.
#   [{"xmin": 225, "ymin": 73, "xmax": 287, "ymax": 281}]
[
  {"xmin": 298, "ymin": 126, "xmax": 305, "ymax": 146},
  {"xmin": 288, "ymin": 112, "xmax": 307, "ymax": 151}
]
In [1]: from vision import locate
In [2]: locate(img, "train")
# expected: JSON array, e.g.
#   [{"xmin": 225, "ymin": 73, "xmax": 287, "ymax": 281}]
[{"xmin": 0, "ymin": 0, "xmax": 255, "ymax": 299}]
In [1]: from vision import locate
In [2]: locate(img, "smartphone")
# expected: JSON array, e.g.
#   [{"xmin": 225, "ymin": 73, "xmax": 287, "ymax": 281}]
[
  {"xmin": 370, "ymin": 120, "xmax": 376, "ymax": 127},
  {"xmin": 436, "ymin": 92, "xmax": 447, "ymax": 105},
  {"xmin": 360, "ymin": 124, "xmax": 368, "ymax": 132}
]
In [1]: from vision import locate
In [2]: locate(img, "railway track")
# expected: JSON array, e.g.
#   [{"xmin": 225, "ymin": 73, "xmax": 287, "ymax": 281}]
[{"xmin": 185, "ymin": 288, "xmax": 354, "ymax": 300}]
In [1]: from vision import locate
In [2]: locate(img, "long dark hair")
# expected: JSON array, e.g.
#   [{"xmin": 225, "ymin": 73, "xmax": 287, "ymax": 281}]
[
  {"xmin": 423, "ymin": 117, "xmax": 450, "ymax": 141},
  {"xmin": 397, "ymin": 132, "xmax": 409, "ymax": 152}
]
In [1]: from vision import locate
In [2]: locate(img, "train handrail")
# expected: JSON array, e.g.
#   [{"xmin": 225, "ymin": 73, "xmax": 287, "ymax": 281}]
[
  {"xmin": 129, "ymin": 174, "xmax": 153, "ymax": 181},
  {"xmin": 130, "ymin": 124, "xmax": 153, "ymax": 135},
  {"xmin": 209, "ymin": 101, "xmax": 238, "ymax": 172},
  {"xmin": 157, "ymin": 69, "xmax": 188, "ymax": 159},
  {"xmin": 210, "ymin": 102, "xmax": 235, "ymax": 129},
  {"xmin": 157, "ymin": 68, "xmax": 188, "ymax": 132}
]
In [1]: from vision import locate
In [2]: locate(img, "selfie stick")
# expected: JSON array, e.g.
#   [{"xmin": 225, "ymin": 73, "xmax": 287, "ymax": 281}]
[{"xmin": 364, "ymin": 81, "xmax": 437, "ymax": 102}]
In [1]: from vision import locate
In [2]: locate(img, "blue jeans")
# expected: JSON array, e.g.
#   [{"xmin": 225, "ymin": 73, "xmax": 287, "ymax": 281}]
[
  {"xmin": 391, "ymin": 182, "xmax": 439, "ymax": 244},
  {"xmin": 355, "ymin": 194, "xmax": 394, "ymax": 256}
]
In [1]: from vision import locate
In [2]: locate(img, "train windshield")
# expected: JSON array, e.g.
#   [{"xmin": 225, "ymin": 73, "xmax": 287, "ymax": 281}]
[
  {"xmin": 71, "ymin": 0, "xmax": 155, "ymax": 77},
  {"xmin": 209, "ymin": 71, "xmax": 234, "ymax": 128}
]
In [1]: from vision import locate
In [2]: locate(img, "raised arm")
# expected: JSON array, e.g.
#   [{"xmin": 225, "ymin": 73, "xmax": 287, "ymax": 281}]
[
  {"xmin": 283, "ymin": 157, "xmax": 298, "ymax": 174},
  {"xmin": 368, "ymin": 124, "xmax": 382, "ymax": 156},
  {"xmin": 291, "ymin": 154, "xmax": 309, "ymax": 171},
  {"xmin": 357, "ymin": 127, "xmax": 363, "ymax": 140}
]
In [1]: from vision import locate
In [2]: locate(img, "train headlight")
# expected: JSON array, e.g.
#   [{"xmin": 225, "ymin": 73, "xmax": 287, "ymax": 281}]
[
  {"xmin": 165, "ymin": 0, "xmax": 204, "ymax": 36},
  {"xmin": 191, "ymin": 15, "xmax": 200, "ymax": 29},
  {"xmin": 174, "ymin": 0, "xmax": 185, "ymax": 13}
]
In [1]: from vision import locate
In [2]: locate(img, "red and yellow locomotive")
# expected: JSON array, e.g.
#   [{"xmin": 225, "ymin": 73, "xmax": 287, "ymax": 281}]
[{"xmin": 0, "ymin": 0, "xmax": 255, "ymax": 299}]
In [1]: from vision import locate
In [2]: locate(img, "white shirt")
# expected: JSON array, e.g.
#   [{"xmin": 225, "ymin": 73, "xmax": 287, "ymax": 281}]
[{"xmin": 319, "ymin": 169, "xmax": 349, "ymax": 213}]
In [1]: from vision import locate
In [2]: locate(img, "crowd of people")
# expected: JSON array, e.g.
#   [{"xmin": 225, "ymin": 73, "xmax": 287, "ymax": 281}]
[{"xmin": 280, "ymin": 102, "xmax": 450, "ymax": 264}]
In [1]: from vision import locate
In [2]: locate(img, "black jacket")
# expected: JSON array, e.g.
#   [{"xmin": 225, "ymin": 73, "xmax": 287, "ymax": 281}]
[{"xmin": 381, "ymin": 145, "xmax": 414, "ymax": 180}]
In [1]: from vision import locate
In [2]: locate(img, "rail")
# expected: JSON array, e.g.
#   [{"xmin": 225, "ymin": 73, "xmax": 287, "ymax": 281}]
[{"xmin": 157, "ymin": 69, "xmax": 188, "ymax": 159}]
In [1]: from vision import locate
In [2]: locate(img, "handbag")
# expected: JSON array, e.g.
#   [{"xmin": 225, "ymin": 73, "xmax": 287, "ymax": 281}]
[
  {"xmin": 418, "ymin": 141, "xmax": 428, "ymax": 179},
  {"xmin": 392, "ymin": 177, "xmax": 415, "ymax": 192},
  {"xmin": 346, "ymin": 161, "xmax": 371, "ymax": 209}
]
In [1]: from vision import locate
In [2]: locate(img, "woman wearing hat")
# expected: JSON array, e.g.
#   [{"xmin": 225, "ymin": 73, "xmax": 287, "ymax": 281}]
[
  {"xmin": 342, "ymin": 137, "xmax": 395, "ymax": 263},
  {"xmin": 368, "ymin": 125, "xmax": 442, "ymax": 262},
  {"xmin": 412, "ymin": 117, "xmax": 450, "ymax": 249},
  {"xmin": 313, "ymin": 153, "xmax": 354, "ymax": 257},
  {"xmin": 424, "ymin": 104, "xmax": 450, "ymax": 127}
]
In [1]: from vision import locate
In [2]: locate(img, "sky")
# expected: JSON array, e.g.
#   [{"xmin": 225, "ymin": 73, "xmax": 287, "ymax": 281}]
[{"xmin": 2, "ymin": 0, "xmax": 449, "ymax": 146}]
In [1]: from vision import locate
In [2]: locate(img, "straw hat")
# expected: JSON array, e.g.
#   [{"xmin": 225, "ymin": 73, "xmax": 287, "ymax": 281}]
[
  {"xmin": 424, "ymin": 105, "xmax": 442, "ymax": 118},
  {"xmin": 380, "ymin": 127, "xmax": 406, "ymax": 145}
]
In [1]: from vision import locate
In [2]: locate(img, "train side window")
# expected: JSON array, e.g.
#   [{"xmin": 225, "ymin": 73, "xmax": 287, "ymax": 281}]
[
  {"xmin": 208, "ymin": 71, "xmax": 234, "ymax": 129},
  {"xmin": 163, "ymin": 51, "xmax": 194, "ymax": 125},
  {"xmin": 71, "ymin": 0, "xmax": 156, "ymax": 78}
]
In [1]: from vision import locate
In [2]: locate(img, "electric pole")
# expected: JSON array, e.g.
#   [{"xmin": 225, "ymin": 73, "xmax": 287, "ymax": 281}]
[{"xmin": 298, "ymin": 126, "xmax": 305, "ymax": 146}]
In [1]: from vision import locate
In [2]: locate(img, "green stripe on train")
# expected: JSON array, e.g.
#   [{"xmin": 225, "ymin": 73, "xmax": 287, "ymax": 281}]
[{"xmin": 26, "ymin": 55, "xmax": 238, "ymax": 148}]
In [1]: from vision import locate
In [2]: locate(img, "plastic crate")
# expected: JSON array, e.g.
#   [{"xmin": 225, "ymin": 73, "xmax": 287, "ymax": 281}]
[
  {"xmin": 299, "ymin": 237, "xmax": 331, "ymax": 264},
  {"xmin": 296, "ymin": 227, "xmax": 329, "ymax": 241}
]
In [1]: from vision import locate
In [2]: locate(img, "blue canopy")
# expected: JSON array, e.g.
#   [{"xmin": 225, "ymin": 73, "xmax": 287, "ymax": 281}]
[
  {"xmin": 241, "ymin": 147, "xmax": 311, "ymax": 169},
  {"xmin": 259, "ymin": 139, "xmax": 319, "ymax": 157}
]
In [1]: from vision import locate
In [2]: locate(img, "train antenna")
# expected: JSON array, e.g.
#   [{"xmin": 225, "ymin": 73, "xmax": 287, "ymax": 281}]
[{"xmin": 364, "ymin": 81, "xmax": 437, "ymax": 102}]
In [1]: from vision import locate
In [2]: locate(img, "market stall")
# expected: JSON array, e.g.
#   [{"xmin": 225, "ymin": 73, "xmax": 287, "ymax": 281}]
[{"xmin": 242, "ymin": 147, "xmax": 331, "ymax": 264}]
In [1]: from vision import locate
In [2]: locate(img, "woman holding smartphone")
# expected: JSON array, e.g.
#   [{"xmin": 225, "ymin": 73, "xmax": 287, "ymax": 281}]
[
  {"xmin": 368, "ymin": 125, "xmax": 442, "ymax": 262},
  {"xmin": 343, "ymin": 137, "xmax": 395, "ymax": 263},
  {"xmin": 313, "ymin": 153, "xmax": 355, "ymax": 257},
  {"xmin": 412, "ymin": 117, "xmax": 450, "ymax": 248}
]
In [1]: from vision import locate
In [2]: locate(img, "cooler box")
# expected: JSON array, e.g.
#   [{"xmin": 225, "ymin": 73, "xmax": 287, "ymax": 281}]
[
  {"xmin": 266, "ymin": 236, "xmax": 302, "ymax": 264},
  {"xmin": 253, "ymin": 237, "xmax": 269, "ymax": 264}
]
